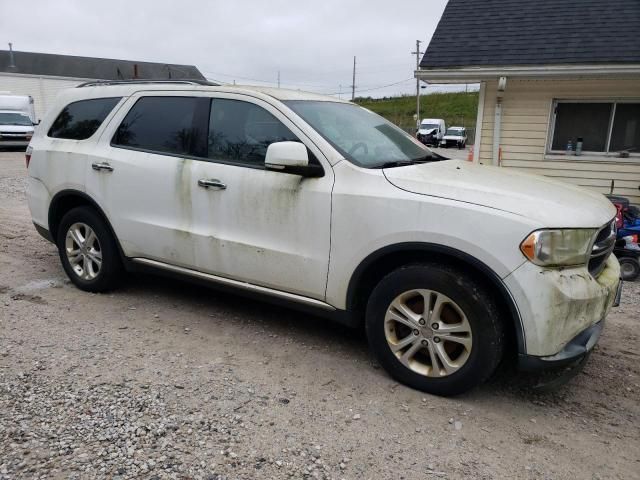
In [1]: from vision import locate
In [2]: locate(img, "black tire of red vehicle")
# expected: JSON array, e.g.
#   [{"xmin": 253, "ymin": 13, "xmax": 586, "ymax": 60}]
[
  {"xmin": 365, "ymin": 263, "xmax": 505, "ymax": 396},
  {"xmin": 619, "ymin": 257, "xmax": 640, "ymax": 281},
  {"xmin": 57, "ymin": 206, "xmax": 123, "ymax": 292}
]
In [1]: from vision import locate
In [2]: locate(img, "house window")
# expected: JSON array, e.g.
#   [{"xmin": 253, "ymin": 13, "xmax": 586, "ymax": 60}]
[{"xmin": 550, "ymin": 101, "xmax": 640, "ymax": 155}]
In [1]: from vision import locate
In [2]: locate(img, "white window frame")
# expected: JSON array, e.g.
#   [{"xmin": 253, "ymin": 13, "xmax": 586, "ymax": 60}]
[{"xmin": 547, "ymin": 98, "xmax": 640, "ymax": 158}]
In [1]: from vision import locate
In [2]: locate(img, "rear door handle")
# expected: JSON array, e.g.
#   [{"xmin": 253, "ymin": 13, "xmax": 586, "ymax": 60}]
[
  {"xmin": 198, "ymin": 178, "xmax": 226, "ymax": 190},
  {"xmin": 91, "ymin": 162, "xmax": 114, "ymax": 172}
]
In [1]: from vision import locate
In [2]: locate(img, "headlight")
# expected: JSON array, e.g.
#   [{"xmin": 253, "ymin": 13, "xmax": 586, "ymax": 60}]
[{"xmin": 520, "ymin": 229, "xmax": 597, "ymax": 267}]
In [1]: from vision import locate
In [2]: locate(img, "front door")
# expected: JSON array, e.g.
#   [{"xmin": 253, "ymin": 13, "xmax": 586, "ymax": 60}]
[{"xmin": 189, "ymin": 95, "xmax": 333, "ymax": 300}]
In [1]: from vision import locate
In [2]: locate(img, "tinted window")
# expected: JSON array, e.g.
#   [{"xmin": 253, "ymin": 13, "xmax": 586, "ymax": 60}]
[
  {"xmin": 112, "ymin": 97, "xmax": 208, "ymax": 156},
  {"xmin": 48, "ymin": 97, "xmax": 121, "ymax": 140},
  {"xmin": 208, "ymin": 99, "xmax": 299, "ymax": 166}
]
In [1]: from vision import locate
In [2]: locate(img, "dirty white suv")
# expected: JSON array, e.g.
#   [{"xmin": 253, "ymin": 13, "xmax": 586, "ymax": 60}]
[{"xmin": 26, "ymin": 80, "xmax": 622, "ymax": 396}]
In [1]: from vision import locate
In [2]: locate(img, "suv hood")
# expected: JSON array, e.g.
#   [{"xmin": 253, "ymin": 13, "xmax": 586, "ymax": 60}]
[
  {"xmin": 0, "ymin": 124, "xmax": 34, "ymax": 134},
  {"xmin": 442, "ymin": 134, "xmax": 464, "ymax": 141},
  {"xmin": 383, "ymin": 160, "xmax": 615, "ymax": 228}
]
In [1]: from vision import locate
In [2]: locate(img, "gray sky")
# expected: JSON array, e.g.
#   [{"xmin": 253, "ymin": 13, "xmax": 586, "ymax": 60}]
[{"xmin": 1, "ymin": 0, "xmax": 454, "ymax": 98}]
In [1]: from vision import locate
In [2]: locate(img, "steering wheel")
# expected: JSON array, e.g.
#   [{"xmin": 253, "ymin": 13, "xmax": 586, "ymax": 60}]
[{"xmin": 348, "ymin": 142, "xmax": 368, "ymax": 156}]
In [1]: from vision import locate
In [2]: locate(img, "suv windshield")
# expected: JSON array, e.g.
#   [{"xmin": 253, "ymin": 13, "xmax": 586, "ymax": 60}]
[
  {"xmin": 285, "ymin": 101, "xmax": 434, "ymax": 168},
  {"xmin": 0, "ymin": 112, "xmax": 32, "ymax": 126},
  {"xmin": 446, "ymin": 128, "xmax": 463, "ymax": 136}
]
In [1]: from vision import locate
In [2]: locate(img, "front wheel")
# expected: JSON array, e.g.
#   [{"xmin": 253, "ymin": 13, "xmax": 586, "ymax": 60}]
[{"xmin": 366, "ymin": 264, "xmax": 505, "ymax": 396}]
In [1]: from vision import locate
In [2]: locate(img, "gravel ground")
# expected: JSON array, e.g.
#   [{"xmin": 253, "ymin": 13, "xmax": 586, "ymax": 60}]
[{"xmin": 1, "ymin": 150, "xmax": 639, "ymax": 479}]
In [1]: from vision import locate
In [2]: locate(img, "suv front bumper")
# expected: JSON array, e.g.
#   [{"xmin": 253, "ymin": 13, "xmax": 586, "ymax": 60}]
[
  {"xmin": 504, "ymin": 255, "xmax": 621, "ymax": 365},
  {"xmin": 518, "ymin": 318, "xmax": 604, "ymax": 370}
]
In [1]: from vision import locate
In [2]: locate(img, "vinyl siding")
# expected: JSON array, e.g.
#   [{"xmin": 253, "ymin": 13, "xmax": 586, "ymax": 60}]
[
  {"xmin": 478, "ymin": 78, "xmax": 640, "ymax": 205},
  {"xmin": 0, "ymin": 73, "xmax": 83, "ymax": 119}
]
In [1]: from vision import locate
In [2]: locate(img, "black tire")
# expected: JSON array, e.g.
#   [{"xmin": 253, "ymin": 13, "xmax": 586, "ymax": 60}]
[
  {"xmin": 56, "ymin": 206, "xmax": 123, "ymax": 292},
  {"xmin": 619, "ymin": 256, "xmax": 640, "ymax": 281},
  {"xmin": 365, "ymin": 263, "xmax": 505, "ymax": 396}
]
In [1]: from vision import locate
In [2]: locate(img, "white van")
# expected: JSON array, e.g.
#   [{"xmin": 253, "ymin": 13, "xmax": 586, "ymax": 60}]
[
  {"xmin": 0, "ymin": 94, "xmax": 37, "ymax": 148},
  {"xmin": 417, "ymin": 118, "xmax": 445, "ymax": 146}
]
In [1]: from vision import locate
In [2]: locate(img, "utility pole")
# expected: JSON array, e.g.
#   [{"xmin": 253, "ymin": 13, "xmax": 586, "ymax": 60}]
[
  {"xmin": 350, "ymin": 56, "xmax": 356, "ymax": 101},
  {"xmin": 277, "ymin": 70, "xmax": 280, "ymax": 89},
  {"xmin": 411, "ymin": 40, "xmax": 424, "ymax": 127}
]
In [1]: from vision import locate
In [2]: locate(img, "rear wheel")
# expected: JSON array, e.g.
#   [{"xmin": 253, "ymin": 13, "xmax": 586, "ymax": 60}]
[
  {"xmin": 619, "ymin": 257, "xmax": 640, "ymax": 281},
  {"xmin": 57, "ymin": 206, "xmax": 123, "ymax": 292},
  {"xmin": 366, "ymin": 264, "xmax": 505, "ymax": 396}
]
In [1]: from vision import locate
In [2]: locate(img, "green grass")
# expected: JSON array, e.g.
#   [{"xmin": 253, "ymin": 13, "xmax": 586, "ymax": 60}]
[{"xmin": 355, "ymin": 92, "xmax": 479, "ymax": 135}]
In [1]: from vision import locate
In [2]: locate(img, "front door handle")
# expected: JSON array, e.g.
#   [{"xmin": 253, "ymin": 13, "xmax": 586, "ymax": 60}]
[
  {"xmin": 91, "ymin": 162, "xmax": 114, "ymax": 172},
  {"xmin": 198, "ymin": 178, "xmax": 226, "ymax": 190}
]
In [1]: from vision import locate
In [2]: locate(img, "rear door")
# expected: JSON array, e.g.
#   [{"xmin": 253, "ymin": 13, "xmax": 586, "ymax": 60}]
[{"xmin": 87, "ymin": 92, "xmax": 210, "ymax": 268}]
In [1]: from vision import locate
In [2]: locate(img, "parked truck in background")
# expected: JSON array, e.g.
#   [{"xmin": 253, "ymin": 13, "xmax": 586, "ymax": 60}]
[
  {"xmin": 0, "ymin": 94, "xmax": 37, "ymax": 149},
  {"xmin": 416, "ymin": 118, "xmax": 445, "ymax": 146}
]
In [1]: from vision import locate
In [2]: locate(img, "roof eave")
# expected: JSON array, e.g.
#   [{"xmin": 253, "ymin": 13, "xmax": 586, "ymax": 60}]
[{"xmin": 415, "ymin": 64, "xmax": 640, "ymax": 83}]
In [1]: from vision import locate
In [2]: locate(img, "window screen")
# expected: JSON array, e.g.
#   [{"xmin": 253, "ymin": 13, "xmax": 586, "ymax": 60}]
[
  {"xmin": 48, "ymin": 97, "xmax": 121, "ymax": 140},
  {"xmin": 610, "ymin": 103, "xmax": 640, "ymax": 153},
  {"xmin": 208, "ymin": 99, "xmax": 300, "ymax": 166},
  {"xmin": 551, "ymin": 103, "xmax": 612, "ymax": 152},
  {"xmin": 112, "ymin": 96, "xmax": 208, "ymax": 156}
]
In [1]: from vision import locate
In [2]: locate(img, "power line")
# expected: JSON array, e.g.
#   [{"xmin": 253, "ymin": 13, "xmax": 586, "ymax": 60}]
[{"xmin": 322, "ymin": 77, "xmax": 414, "ymax": 96}]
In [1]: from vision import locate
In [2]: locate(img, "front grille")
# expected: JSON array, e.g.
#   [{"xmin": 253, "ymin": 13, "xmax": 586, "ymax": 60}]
[{"xmin": 588, "ymin": 220, "xmax": 616, "ymax": 277}]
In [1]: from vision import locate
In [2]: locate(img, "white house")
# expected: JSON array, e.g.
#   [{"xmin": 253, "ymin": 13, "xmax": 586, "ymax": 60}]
[
  {"xmin": 417, "ymin": 0, "xmax": 640, "ymax": 205},
  {"xmin": 0, "ymin": 49, "xmax": 205, "ymax": 120}
]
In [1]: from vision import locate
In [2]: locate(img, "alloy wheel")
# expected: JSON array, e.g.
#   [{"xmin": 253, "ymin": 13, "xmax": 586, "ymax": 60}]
[
  {"xmin": 384, "ymin": 289, "xmax": 472, "ymax": 377},
  {"xmin": 65, "ymin": 222, "xmax": 102, "ymax": 280}
]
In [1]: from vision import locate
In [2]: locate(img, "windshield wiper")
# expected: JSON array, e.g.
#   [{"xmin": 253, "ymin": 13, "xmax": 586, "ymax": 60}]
[{"xmin": 373, "ymin": 156, "xmax": 435, "ymax": 169}]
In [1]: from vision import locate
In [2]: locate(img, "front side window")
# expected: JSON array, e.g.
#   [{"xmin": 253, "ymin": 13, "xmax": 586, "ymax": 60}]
[
  {"xmin": 0, "ymin": 113, "xmax": 32, "ymax": 126},
  {"xmin": 208, "ymin": 99, "xmax": 300, "ymax": 166},
  {"xmin": 48, "ymin": 97, "xmax": 121, "ymax": 140},
  {"xmin": 550, "ymin": 101, "xmax": 640, "ymax": 154},
  {"xmin": 286, "ymin": 100, "xmax": 432, "ymax": 168},
  {"xmin": 112, "ymin": 96, "xmax": 208, "ymax": 156}
]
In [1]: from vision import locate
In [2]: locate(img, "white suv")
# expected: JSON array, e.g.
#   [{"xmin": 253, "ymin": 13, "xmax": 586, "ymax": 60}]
[{"xmin": 26, "ymin": 80, "xmax": 622, "ymax": 396}]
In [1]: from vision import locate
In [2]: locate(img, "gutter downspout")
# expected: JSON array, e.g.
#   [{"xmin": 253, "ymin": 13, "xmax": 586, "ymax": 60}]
[
  {"xmin": 473, "ymin": 81, "xmax": 486, "ymax": 163},
  {"xmin": 493, "ymin": 76, "xmax": 507, "ymax": 166}
]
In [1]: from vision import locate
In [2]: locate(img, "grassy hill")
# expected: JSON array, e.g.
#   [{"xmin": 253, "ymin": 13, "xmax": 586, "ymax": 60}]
[{"xmin": 355, "ymin": 91, "xmax": 479, "ymax": 138}]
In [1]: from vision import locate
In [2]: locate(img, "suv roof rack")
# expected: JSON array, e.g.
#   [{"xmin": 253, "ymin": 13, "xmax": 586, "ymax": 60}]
[{"xmin": 76, "ymin": 79, "xmax": 219, "ymax": 88}]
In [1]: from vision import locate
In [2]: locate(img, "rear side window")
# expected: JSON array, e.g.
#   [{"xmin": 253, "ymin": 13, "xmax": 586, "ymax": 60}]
[
  {"xmin": 48, "ymin": 97, "xmax": 121, "ymax": 140},
  {"xmin": 112, "ymin": 96, "xmax": 208, "ymax": 156}
]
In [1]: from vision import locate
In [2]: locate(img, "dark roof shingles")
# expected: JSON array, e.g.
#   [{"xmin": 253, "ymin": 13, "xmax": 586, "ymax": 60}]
[{"xmin": 421, "ymin": 0, "xmax": 640, "ymax": 68}]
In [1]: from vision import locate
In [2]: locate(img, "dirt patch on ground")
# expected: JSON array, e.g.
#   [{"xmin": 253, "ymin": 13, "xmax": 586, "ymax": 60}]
[{"xmin": 1, "ymin": 151, "xmax": 638, "ymax": 479}]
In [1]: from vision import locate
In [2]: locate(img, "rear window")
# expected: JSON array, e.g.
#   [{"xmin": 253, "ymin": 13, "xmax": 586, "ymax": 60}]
[
  {"xmin": 111, "ymin": 96, "xmax": 209, "ymax": 156},
  {"xmin": 48, "ymin": 97, "xmax": 121, "ymax": 140}
]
